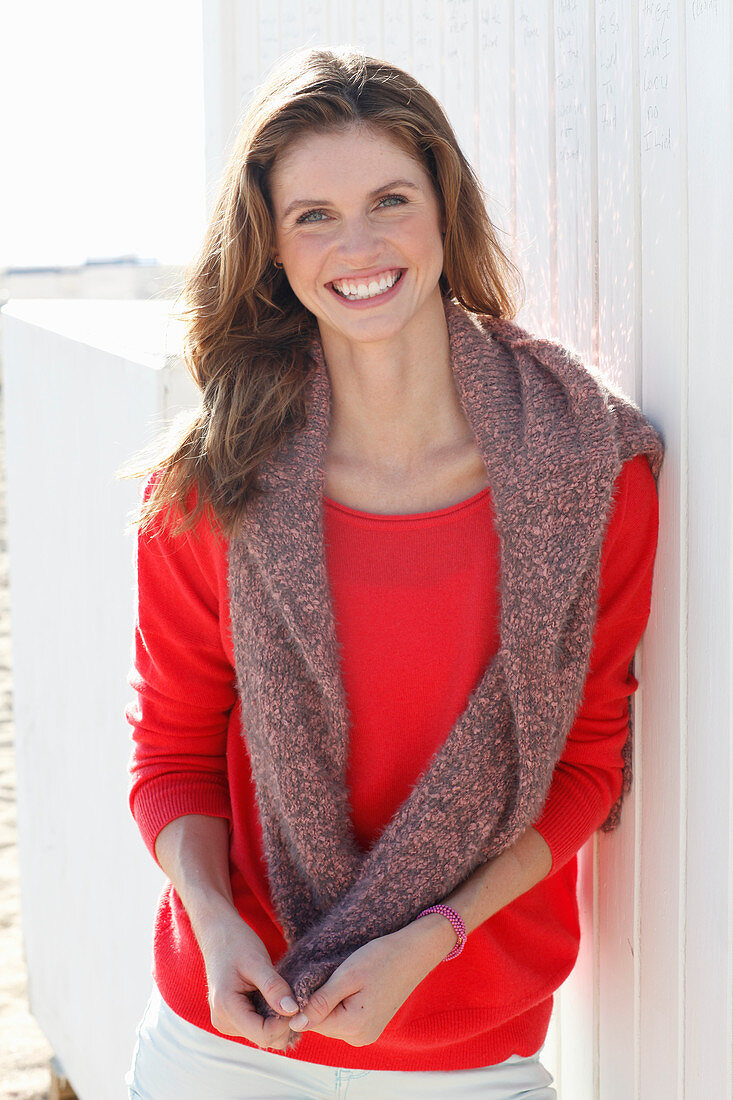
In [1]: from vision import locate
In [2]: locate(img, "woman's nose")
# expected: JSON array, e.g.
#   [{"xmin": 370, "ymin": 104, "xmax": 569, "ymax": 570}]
[{"xmin": 338, "ymin": 219, "xmax": 383, "ymax": 256}]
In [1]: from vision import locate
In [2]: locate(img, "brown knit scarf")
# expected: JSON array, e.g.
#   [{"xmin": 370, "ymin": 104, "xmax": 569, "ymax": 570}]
[{"xmin": 226, "ymin": 296, "xmax": 664, "ymax": 1039}]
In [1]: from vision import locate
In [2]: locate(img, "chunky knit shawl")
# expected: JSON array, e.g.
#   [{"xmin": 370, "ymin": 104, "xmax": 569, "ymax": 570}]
[{"xmin": 227, "ymin": 295, "xmax": 664, "ymax": 1036}]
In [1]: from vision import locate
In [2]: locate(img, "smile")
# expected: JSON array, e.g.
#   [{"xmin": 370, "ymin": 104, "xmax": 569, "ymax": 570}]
[{"xmin": 329, "ymin": 269, "xmax": 405, "ymax": 304}]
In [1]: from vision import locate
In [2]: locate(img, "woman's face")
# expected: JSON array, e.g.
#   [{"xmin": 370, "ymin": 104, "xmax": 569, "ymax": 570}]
[{"xmin": 267, "ymin": 125, "xmax": 446, "ymax": 347}]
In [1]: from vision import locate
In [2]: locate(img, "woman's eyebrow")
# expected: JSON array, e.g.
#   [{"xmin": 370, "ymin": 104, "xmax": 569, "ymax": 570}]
[{"xmin": 282, "ymin": 178, "xmax": 422, "ymax": 219}]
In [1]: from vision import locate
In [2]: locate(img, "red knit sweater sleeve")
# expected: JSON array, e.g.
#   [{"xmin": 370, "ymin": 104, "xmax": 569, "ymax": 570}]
[
  {"xmin": 125, "ymin": 474, "xmax": 237, "ymax": 869},
  {"xmin": 531, "ymin": 453, "xmax": 660, "ymax": 873}
]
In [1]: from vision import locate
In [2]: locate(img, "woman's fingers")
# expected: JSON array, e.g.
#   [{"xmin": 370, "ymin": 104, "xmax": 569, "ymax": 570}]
[
  {"xmin": 198, "ymin": 910, "xmax": 301, "ymax": 1048},
  {"xmin": 261, "ymin": 1011, "xmax": 295, "ymax": 1050},
  {"xmin": 290, "ymin": 966, "xmax": 361, "ymax": 1031},
  {"xmin": 209, "ymin": 986, "xmax": 292, "ymax": 1049},
  {"xmin": 250, "ymin": 964, "xmax": 301, "ymax": 1018}
]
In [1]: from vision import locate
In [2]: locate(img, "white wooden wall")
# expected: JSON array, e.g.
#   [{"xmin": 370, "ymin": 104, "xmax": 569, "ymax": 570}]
[
  {"xmin": 199, "ymin": 4, "xmax": 732, "ymax": 1098},
  {"xmin": 1, "ymin": 300, "xmax": 198, "ymax": 1100}
]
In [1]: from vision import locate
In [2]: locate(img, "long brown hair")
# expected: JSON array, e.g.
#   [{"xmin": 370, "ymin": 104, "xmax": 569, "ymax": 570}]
[{"xmin": 118, "ymin": 45, "xmax": 525, "ymax": 539}]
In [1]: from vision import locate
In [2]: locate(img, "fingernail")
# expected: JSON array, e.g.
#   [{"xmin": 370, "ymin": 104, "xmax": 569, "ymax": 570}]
[
  {"xmin": 279, "ymin": 996, "xmax": 298, "ymax": 1013},
  {"xmin": 290, "ymin": 1013, "xmax": 310, "ymax": 1030}
]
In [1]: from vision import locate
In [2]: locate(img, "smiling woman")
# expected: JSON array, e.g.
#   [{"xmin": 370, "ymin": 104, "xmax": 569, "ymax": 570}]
[
  {"xmin": 270, "ymin": 146, "xmax": 438, "ymax": 323},
  {"xmin": 120, "ymin": 43, "xmax": 663, "ymax": 1100},
  {"xmin": 118, "ymin": 45, "xmax": 523, "ymax": 538}
]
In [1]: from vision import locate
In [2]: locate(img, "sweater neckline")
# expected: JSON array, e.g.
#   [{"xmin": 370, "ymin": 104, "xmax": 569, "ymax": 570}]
[{"xmin": 322, "ymin": 483, "xmax": 491, "ymax": 522}]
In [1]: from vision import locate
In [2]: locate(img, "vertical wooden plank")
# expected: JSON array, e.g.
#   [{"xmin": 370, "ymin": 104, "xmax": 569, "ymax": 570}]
[
  {"xmin": 513, "ymin": 2, "xmax": 553, "ymax": 334},
  {"xmin": 383, "ymin": 2, "xmax": 411, "ymax": 70},
  {"xmin": 553, "ymin": 0, "xmax": 594, "ymax": 359},
  {"xmin": 412, "ymin": 0, "xmax": 442, "ymax": 99},
  {"xmin": 280, "ymin": 0, "xmax": 304, "ymax": 57},
  {"xmin": 355, "ymin": 4, "xmax": 383, "ymax": 58},
  {"xmin": 637, "ymin": 1, "xmax": 685, "ymax": 1097},
  {"xmin": 551, "ymin": 840, "xmax": 596, "ymax": 1098},
  {"xmin": 477, "ymin": 2, "xmax": 513, "ymax": 244},
  {"xmin": 257, "ymin": 0, "xmax": 281, "ymax": 80},
  {"xmin": 594, "ymin": 4, "xmax": 639, "ymax": 1100},
  {"xmin": 443, "ymin": 0, "xmax": 478, "ymax": 171},
  {"xmin": 557, "ymin": 839, "xmax": 596, "ymax": 1099},
  {"xmin": 552, "ymin": 8, "xmax": 601, "ymax": 1090},
  {"xmin": 684, "ymin": 2, "xmax": 733, "ymax": 1096},
  {"xmin": 595, "ymin": 0, "xmax": 636, "ymax": 391},
  {"xmin": 329, "ymin": 2, "xmax": 355, "ymax": 49},
  {"xmin": 302, "ymin": 0, "xmax": 330, "ymax": 50}
]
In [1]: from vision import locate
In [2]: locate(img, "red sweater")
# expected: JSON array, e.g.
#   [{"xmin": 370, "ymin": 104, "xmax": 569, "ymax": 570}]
[{"xmin": 126, "ymin": 452, "xmax": 659, "ymax": 1071}]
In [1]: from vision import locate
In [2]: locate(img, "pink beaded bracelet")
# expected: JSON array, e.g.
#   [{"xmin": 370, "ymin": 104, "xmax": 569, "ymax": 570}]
[{"xmin": 416, "ymin": 904, "xmax": 467, "ymax": 960}]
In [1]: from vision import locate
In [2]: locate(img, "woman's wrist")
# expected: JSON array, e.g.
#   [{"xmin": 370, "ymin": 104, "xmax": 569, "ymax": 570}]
[
  {"xmin": 416, "ymin": 904, "xmax": 467, "ymax": 959},
  {"xmin": 401, "ymin": 909, "xmax": 462, "ymax": 967}
]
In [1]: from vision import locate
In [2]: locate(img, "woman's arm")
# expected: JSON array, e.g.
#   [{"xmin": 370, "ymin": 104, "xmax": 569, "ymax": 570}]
[
  {"xmin": 409, "ymin": 824, "xmax": 553, "ymax": 962},
  {"xmin": 127, "ymin": 478, "xmax": 302, "ymax": 1048},
  {"xmin": 154, "ymin": 814, "xmax": 235, "ymax": 929},
  {"xmin": 126, "ymin": 474, "xmax": 237, "ymax": 865},
  {"xmin": 154, "ymin": 813, "xmax": 303, "ymax": 1047}
]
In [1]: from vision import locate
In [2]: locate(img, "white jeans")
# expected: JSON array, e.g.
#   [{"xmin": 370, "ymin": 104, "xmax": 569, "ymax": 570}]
[{"xmin": 125, "ymin": 983, "xmax": 558, "ymax": 1099}]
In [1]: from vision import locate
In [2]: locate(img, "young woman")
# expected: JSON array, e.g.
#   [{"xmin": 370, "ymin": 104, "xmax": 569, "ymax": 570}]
[{"xmin": 123, "ymin": 46, "xmax": 664, "ymax": 1099}]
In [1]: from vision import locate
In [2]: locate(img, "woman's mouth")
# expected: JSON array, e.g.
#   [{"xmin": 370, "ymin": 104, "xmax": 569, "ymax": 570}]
[{"xmin": 328, "ymin": 269, "xmax": 405, "ymax": 306}]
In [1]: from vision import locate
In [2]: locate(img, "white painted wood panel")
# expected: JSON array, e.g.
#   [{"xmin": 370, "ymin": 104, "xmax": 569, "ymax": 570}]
[
  {"xmin": 637, "ymin": 4, "xmax": 685, "ymax": 1098},
  {"xmin": 128, "ymin": 3, "xmax": 733, "ymax": 1096},
  {"xmin": 302, "ymin": 0, "xmax": 330, "ymax": 53},
  {"xmin": 513, "ymin": 2, "xmax": 554, "ymax": 334},
  {"xmin": 444, "ymin": 0, "xmax": 480, "ymax": 171},
  {"xmin": 477, "ymin": 3, "xmax": 513, "ymax": 245},
  {"xmin": 328, "ymin": 2, "xmax": 353, "ymax": 52},
  {"xmin": 383, "ymin": 2, "xmax": 411, "ymax": 72},
  {"xmin": 554, "ymin": 0, "xmax": 594, "ymax": 357},
  {"xmin": 259, "ymin": 2, "xmax": 281, "ymax": 86},
  {"xmin": 595, "ymin": 5, "xmax": 639, "ymax": 1099},
  {"xmin": 549, "ymin": 8, "xmax": 597, "ymax": 1091},
  {"xmin": 355, "ymin": 5, "xmax": 383, "ymax": 61},
  {"xmin": 279, "ymin": 0, "xmax": 305, "ymax": 60},
  {"xmin": 684, "ymin": 3, "xmax": 733, "ymax": 1098},
  {"xmin": 2, "ymin": 300, "xmax": 199, "ymax": 1100}
]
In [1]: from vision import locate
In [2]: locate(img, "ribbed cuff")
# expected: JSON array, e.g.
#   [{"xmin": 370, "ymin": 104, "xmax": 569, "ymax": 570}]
[
  {"xmin": 532, "ymin": 767, "xmax": 618, "ymax": 875},
  {"xmin": 130, "ymin": 776, "xmax": 233, "ymax": 869}
]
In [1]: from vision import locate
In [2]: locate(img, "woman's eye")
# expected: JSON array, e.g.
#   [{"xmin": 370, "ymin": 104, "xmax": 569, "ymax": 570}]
[
  {"xmin": 295, "ymin": 193, "xmax": 407, "ymax": 225},
  {"xmin": 296, "ymin": 209, "xmax": 327, "ymax": 224},
  {"xmin": 379, "ymin": 193, "xmax": 407, "ymax": 209}
]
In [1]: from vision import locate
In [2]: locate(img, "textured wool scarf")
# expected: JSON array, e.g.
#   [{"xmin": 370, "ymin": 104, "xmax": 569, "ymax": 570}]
[{"xmin": 226, "ymin": 295, "xmax": 664, "ymax": 1036}]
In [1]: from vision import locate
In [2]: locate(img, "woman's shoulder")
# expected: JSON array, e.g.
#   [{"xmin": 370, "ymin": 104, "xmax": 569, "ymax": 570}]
[{"xmin": 136, "ymin": 469, "xmax": 229, "ymax": 586}]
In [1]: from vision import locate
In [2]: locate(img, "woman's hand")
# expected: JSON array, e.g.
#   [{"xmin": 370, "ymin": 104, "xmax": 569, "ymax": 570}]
[
  {"xmin": 287, "ymin": 914, "xmax": 456, "ymax": 1047},
  {"xmin": 192, "ymin": 897, "xmax": 301, "ymax": 1051},
  {"xmin": 154, "ymin": 816, "xmax": 299, "ymax": 1048}
]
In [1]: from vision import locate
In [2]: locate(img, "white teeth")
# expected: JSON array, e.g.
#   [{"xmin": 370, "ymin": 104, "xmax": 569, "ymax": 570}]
[{"xmin": 332, "ymin": 270, "xmax": 401, "ymax": 300}]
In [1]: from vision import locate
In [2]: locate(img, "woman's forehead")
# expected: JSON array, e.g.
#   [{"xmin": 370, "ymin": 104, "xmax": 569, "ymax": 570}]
[
  {"xmin": 275, "ymin": 125, "xmax": 416, "ymax": 169},
  {"xmin": 269, "ymin": 130, "xmax": 426, "ymax": 198}
]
